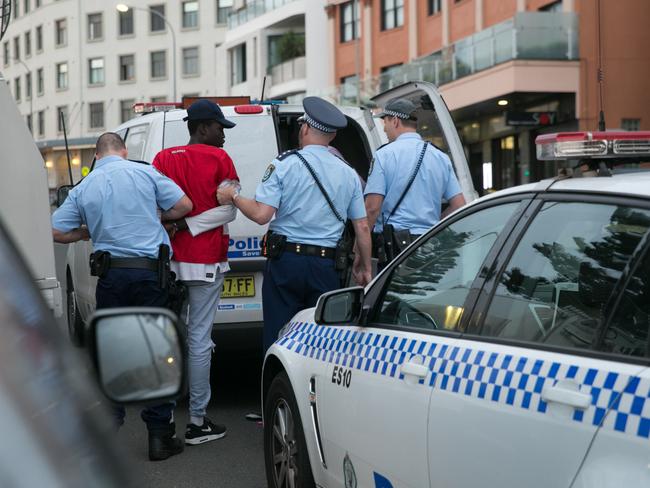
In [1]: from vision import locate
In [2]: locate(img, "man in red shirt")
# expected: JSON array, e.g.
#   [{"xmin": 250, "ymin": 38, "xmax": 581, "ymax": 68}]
[{"xmin": 153, "ymin": 100, "xmax": 238, "ymax": 446}]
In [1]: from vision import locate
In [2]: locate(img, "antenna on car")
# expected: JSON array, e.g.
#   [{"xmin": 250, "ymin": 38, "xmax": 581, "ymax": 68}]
[
  {"xmin": 260, "ymin": 76, "xmax": 267, "ymax": 103},
  {"xmin": 60, "ymin": 110, "xmax": 74, "ymax": 185},
  {"xmin": 597, "ymin": 0, "xmax": 606, "ymax": 131}
]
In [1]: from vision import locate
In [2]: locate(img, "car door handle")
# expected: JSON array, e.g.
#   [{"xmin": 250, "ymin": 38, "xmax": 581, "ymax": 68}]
[
  {"xmin": 541, "ymin": 384, "xmax": 592, "ymax": 410},
  {"xmin": 401, "ymin": 360, "xmax": 429, "ymax": 379}
]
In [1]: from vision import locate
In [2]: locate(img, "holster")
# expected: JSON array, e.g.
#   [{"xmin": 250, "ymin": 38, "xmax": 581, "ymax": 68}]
[
  {"xmin": 262, "ymin": 231, "xmax": 287, "ymax": 259},
  {"xmin": 89, "ymin": 251, "xmax": 111, "ymax": 278},
  {"xmin": 382, "ymin": 224, "xmax": 396, "ymax": 262},
  {"xmin": 158, "ymin": 244, "xmax": 171, "ymax": 290},
  {"xmin": 335, "ymin": 220, "xmax": 355, "ymax": 287},
  {"xmin": 392, "ymin": 228, "xmax": 414, "ymax": 253},
  {"xmin": 167, "ymin": 272, "xmax": 187, "ymax": 318}
]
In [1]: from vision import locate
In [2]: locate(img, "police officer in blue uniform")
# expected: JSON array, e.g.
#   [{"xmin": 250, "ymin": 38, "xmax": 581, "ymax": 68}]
[
  {"xmin": 217, "ymin": 97, "xmax": 372, "ymax": 351},
  {"xmin": 363, "ymin": 98, "xmax": 466, "ymax": 268},
  {"xmin": 52, "ymin": 132, "xmax": 193, "ymax": 461}
]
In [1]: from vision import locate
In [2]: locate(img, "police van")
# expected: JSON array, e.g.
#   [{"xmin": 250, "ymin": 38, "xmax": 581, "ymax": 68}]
[{"xmin": 64, "ymin": 82, "xmax": 477, "ymax": 347}]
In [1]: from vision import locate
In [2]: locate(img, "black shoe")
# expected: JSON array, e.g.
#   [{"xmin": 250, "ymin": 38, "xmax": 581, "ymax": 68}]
[
  {"xmin": 148, "ymin": 432, "xmax": 184, "ymax": 461},
  {"xmin": 185, "ymin": 417, "xmax": 227, "ymax": 445}
]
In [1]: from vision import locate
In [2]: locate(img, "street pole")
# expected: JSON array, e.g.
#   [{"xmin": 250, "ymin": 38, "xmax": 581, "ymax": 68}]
[
  {"xmin": 117, "ymin": 4, "xmax": 177, "ymax": 101},
  {"xmin": 13, "ymin": 56, "xmax": 32, "ymax": 131}
]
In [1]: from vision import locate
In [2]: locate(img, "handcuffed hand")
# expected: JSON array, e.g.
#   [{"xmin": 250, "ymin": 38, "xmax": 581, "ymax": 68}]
[
  {"xmin": 217, "ymin": 185, "xmax": 236, "ymax": 205},
  {"xmin": 78, "ymin": 226, "xmax": 90, "ymax": 241},
  {"xmin": 163, "ymin": 221, "xmax": 177, "ymax": 239}
]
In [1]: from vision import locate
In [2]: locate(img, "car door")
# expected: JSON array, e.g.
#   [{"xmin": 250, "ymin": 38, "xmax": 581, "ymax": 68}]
[
  {"xmin": 429, "ymin": 196, "xmax": 650, "ymax": 488},
  {"xmin": 317, "ymin": 199, "xmax": 524, "ymax": 488},
  {"xmin": 371, "ymin": 81, "xmax": 478, "ymax": 204}
]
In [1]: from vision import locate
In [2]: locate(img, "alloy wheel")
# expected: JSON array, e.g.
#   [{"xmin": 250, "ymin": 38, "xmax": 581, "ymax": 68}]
[{"xmin": 271, "ymin": 398, "xmax": 298, "ymax": 488}]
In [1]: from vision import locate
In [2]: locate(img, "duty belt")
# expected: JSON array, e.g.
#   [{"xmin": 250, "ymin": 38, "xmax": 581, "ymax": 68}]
[
  {"xmin": 284, "ymin": 242, "xmax": 336, "ymax": 259},
  {"xmin": 110, "ymin": 257, "xmax": 159, "ymax": 271}
]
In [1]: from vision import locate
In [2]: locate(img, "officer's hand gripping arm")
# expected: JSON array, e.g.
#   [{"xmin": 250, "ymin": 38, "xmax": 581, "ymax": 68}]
[{"xmin": 161, "ymin": 195, "xmax": 193, "ymax": 221}]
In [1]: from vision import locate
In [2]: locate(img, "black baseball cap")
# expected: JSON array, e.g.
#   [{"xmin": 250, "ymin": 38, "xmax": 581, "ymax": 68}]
[{"xmin": 183, "ymin": 99, "xmax": 236, "ymax": 128}]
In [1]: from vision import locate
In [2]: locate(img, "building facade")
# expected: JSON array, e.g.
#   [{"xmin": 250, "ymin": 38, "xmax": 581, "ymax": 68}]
[
  {"xmin": 326, "ymin": 0, "xmax": 650, "ymax": 193},
  {"xmin": 1, "ymin": 0, "xmax": 232, "ymax": 190}
]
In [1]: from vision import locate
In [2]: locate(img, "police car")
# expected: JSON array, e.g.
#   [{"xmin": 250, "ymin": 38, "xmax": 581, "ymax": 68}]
[
  {"xmin": 63, "ymin": 83, "xmax": 477, "ymax": 347},
  {"xmin": 261, "ymin": 131, "xmax": 650, "ymax": 488}
]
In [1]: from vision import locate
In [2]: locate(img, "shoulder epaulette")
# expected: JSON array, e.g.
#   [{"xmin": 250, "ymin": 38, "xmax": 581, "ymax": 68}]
[
  {"xmin": 376, "ymin": 142, "xmax": 390, "ymax": 151},
  {"xmin": 276, "ymin": 149, "xmax": 298, "ymax": 161},
  {"xmin": 128, "ymin": 159, "xmax": 149, "ymax": 165}
]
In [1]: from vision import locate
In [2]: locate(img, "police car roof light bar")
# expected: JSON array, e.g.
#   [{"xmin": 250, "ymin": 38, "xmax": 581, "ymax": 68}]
[
  {"xmin": 535, "ymin": 131, "xmax": 650, "ymax": 160},
  {"xmin": 133, "ymin": 102, "xmax": 183, "ymax": 115},
  {"xmin": 234, "ymin": 105, "xmax": 264, "ymax": 115}
]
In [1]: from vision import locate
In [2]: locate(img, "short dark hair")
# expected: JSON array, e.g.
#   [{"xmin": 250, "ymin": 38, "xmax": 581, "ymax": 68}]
[
  {"xmin": 95, "ymin": 132, "xmax": 126, "ymax": 156},
  {"xmin": 401, "ymin": 118, "xmax": 418, "ymax": 130},
  {"xmin": 188, "ymin": 119, "xmax": 218, "ymax": 135}
]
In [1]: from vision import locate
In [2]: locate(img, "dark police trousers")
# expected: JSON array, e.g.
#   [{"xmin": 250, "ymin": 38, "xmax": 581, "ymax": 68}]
[
  {"xmin": 95, "ymin": 268, "xmax": 174, "ymax": 434},
  {"xmin": 262, "ymin": 252, "xmax": 339, "ymax": 352}
]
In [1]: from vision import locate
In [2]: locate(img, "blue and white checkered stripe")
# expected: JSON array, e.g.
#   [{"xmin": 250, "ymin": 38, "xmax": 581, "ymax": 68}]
[
  {"xmin": 304, "ymin": 114, "xmax": 336, "ymax": 133},
  {"xmin": 277, "ymin": 322, "xmax": 650, "ymax": 439}
]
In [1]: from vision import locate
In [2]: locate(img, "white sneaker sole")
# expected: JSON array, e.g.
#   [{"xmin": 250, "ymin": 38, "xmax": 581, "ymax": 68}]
[{"xmin": 185, "ymin": 431, "xmax": 227, "ymax": 445}]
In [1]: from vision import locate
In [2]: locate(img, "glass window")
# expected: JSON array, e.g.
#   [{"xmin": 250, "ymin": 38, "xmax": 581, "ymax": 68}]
[
  {"xmin": 622, "ymin": 119, "xmax": 641, "ymax": 132},
  {"xmin": 340, "ymin": 1, "xmax": 360, "ymax": 43},
  {"xmin": 118, "ymin": 9, "xmax": 134, "ymax": 36},
  {"xmin": 89, "ymin": 102, "xmax": 104, "ymax": 129},
  {"xmin": 56, "ymin": 105, "xmax": 68, "ymax": 132},
  {"xmin": 150, "ymin": 5, "xmax": 166, "ymax": 32},
  {"xmin": 371, "ymin": 203, "xmax": 520, "ymax": 332},
  {"xmin": 182, "ymin": 46, "xmax": 199, "ymax": 75},
  {"xmin": 381, "ymin": 0, "xmax": 404, "ymax": 31},
  {"xmin": 35, "ymin": 25, "xmax": 42, "ymax": 51},
  {"xmin": 14, "ymin": 77, "xmax": 21, "ymax": 101},
  {"xmin": 56, "ymin": 62, "xmax": 68, "ymax": 89},
  {"xmin": 25, "ymin": 71, "xmax": 31, "ymax": 98},
  {"xmin": 13, "ymin": 35, "xmax": 19, "ymax": 60},
  {"xmin": 88, "ymin": 57, "xmax": 105, "ymax": 85},
  {"xmin": 150, "ymin": 50, "xmax": 167, "ymax": 78},
  {"xmin": 38, "ymin": 110, "xmax": 44, "ymax": 136},
  {"xmin": 3, "ymin": 41, "xmax": 8, "ymax": 66},
  {"xmin": 36, "ymin": 67, "xmax": 43, "ymax": 95},
  {"xmin": 23, "ymin": 0, "xmax": 29, "ymax": 14},
  {"xmin": 124, "ymin": 124, "xmax": 149, "ymax": 160},
  {"xmin": 88, "ymin": 13, "xmax": 103, "ymax": 40},
  {"xmin": 428, "ymin": 0, "xmax": 441, "ymax": 15},
  {"xmin": 26, "ymin": 113, "xmax": 32, "ymax": 132},
  {"xmin": 55, "ymin": 19, "xmax": 67, "ymax": 46},
  {"xmin": 24, "ymin": 31, "xmax": 31, "ymax": 57},
  {"xmin": 540, "ymin": 1, "xmax": 562, "ymax": 12},
  {"xmin": 480, "ymin": 202, "xmax": 650, "ymax": 354},
  {"xmin": 36, "ymin": 0, "xmax": 40, "ymax": 7},
  {"xmin": 120, "ymin": 99, "xmax": 134, "ymax": 124},
  {"xmin": 12, "ymin": 0, "xmax": 18, "ymax": 19},
  {"xmin": 216, "ymin": 0, "xmax": 233, "ymax": 24},
  {"xmin": 119, "ymin": 54, "xmax": 135, "ymax": 81},
  {"xmin": 182, "ymin": 1, "xmax": 198, "ymax": 28},
  {"xmin": 229, "ymin": 43, "xmax": 246, "ymax": 86}
]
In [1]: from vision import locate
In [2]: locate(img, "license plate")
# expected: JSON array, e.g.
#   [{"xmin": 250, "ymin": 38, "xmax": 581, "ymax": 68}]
[{"xmin": 222, "ymin": 275, "xmax": 255, "ymax": 298}]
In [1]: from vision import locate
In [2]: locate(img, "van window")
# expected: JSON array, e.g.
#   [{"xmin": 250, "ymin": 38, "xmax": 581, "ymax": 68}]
[{"xmin": 124, "ymin": 124, "xmax": 149, "ymax": 161}]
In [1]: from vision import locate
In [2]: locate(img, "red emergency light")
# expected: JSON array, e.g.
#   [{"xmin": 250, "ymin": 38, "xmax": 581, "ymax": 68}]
[
  {"xmin": 536, "ymin": 131, "xmax": 650, "ymax": 160},
  {"xmin": 234, "ymin": 105, "xmax": 264, "ymax": 114}
]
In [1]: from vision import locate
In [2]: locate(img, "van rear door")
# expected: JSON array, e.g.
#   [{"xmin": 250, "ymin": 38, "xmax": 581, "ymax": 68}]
[{"xmin": 372, "ymin": 81, "xmax": 478, "ymax": 203}]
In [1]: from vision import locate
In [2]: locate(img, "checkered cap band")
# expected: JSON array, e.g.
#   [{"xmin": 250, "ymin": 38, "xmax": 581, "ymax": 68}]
[
  {"xmin": 382, "ymin": 109, "xmax": 411, "ymax": 119},
  {"xmin": 304, "ymin": 114, "xmax": 336, "ymax": 133}
]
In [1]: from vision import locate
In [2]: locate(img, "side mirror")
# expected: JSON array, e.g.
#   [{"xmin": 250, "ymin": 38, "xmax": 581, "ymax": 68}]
[
  {"xmin": 56, "ymin": 185, "xmax": 74, "ymax": 207},
  {"xmin": 88, "ymin": 307, "xmax": 185, "ymax": 404},
  {"xmin": 314, "ymin": 286, "xmax": 365, "ymax": 325}
]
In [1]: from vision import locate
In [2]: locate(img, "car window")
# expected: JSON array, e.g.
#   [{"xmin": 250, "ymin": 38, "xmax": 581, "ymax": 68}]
[
  {"xmin": 480, "ymin": 201, "xmax": 650, "ymax": 355},
  {"xmin": 600, "ymin": 247, "xmax": 650, "ymax": 358},
  {"xmin": 124, "ymin": 124, "xmax": 149, "ymax": 161},
  {"xmin": 371, "ymin": 202, "xmax": 520, "ymax": 332}
]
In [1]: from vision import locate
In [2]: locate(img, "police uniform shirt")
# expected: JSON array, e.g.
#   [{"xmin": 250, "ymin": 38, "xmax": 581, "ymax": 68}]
[
  {"xmin": 364, "ymin": 132, "xmax": 462, "ymax": 235},
  {"xmin": 52, "ymin": 155, "xmax": 185, "ymax": 258},
  {"xmin": 255, "ymin": 145, "xmax": 366, "ymax": 248}
]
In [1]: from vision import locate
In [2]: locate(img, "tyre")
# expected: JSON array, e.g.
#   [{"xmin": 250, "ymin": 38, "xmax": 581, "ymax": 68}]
[
  {"xmin": 264, "ymin": 372, "xmax": 316, "ymax": 488},
  {"xmin": 66, "ymin": 271, "xmax": 85, "ymax": 347}
]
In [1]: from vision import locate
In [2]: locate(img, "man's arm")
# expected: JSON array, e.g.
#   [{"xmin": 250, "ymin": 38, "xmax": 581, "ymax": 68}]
[
  {"xmin": 161, "ymin": 195, "xmax": 193, "ymax": 221},
  {"xmin": 218, "ymin": 186, "xmax": 275, "ymax": 225},
  {"xmin": 364, "ymin": 194, "xmax": 384, "ymax": 232},
  {"xmin": 174, "ymin": 205, "xmax": 237, "ymax": 237},
  {"xmin": 52, "ymin": 227, "xmax": 90, "ymax": 244},
  {"xmin": 351, "ymin": 217, "xmax": 372, "ymax": 286},
  {"xmin": 441, "ymin": 193, "xmax": 466, "ymax": 219}
]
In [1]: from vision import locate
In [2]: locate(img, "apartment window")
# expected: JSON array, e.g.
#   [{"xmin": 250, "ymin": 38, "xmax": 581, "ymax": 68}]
[
  {"xmin": 55, "ymin": 19, "xmax": 67, "ymax": 46},
  {"xmin": 3, "ymin": 41, "xmax": 8, "ymax": 66},
  {"xmin": 118, "ymin": 8, "xmax": 134, "ymax": 36},
  {"xmin": 35, "ymin": 25, "xmax": 42, "ymax": 51},
  {"xmin": 89, "ymin": 102, "xmax": 104, "ymax": 129},
  {"xmin": 229, "ymin": 43, "xmax": 246, "ymax": 86},
  {"xmin": 56, "ymin": 62, "xmax": 68, "ymax": 89},
  {"xmin": 23, "ymin": 0, "xmax": 29, "ymax": 14},
  {"xmin": 120, "ymin": 99, "xmax": 135, "ymax": 123},
  {"xmin": 25, "ymin": 71, "xmax": 31, "ymax": 98},
  {"xmin": 151, "ymin": 96, "xmax": 166, "ymax": 103},
  {"xmin": 26, "ymin": 113, "xmax": 32, "ymax": 133},
  {"xmin": 12, "ymin": 0, "xmax": 18, "ymax": 19},
  {"xmin": 182, "ymin": 47, "xmax": 199, "ymax": 76},
  {"xmin": 36, "ymin": 0, "xmax": 41, "ymax": 7},
  {"xmin": 88, "ymin": 13, "xmax": 103, "ymax": 41},
  {"xmin": 24, "ymin": 31, "xmax": 31, "ymax": 57},
  {"xmin": 37, "ymin": 110, "xmax": 44, "ymax": 136},
  {"xmin": 340, "ymin": 1, "xmax": 360, "ymax": 43},
  {"xmin": 428, "ymin": 0, "xmax": 441, "ymax": 15},
  {"xmin": 13, "ymin": 36, "xmax": 19, "ymax": 61},
  {"xmin": 14, "ymin": 77, "xmax": 21, "ymax": 101},
  {"xmin": 540, "ymin": 1, "xmax": 562, "ymax": 11},
  {"xmin": 381, "ymin": 0, "xmax": 404, "ymax": 31},
  {"xmin": 182, "ymin": 1, "xmax": 198, "ymax": 28},
  {"xmin": 150, "ymin": 5, "xmax": 166, "ymax": 32},
  {"xmin": 36, "ymin": 67, "xmax": 43, "ymax": 95},
  {"xmin": 119, "ymin": 54, "xmax": 135, "ymax": 82},
  {"xmin": 150, "ymin": 50, "xmax": 167, "ymax": 78},
  {"xmin": 57, "ymin": 105, "xmax": 68, "ymax": 132},
  {"xmin": 622, "ymin": 118, "xmax": 641, "ymax": 131},
  {"xmin": 216, "ymin": 0, "xmax": 233, "ymax": 24},
  {"xmin": 88, "ymin": 57, "xmax": 105, "ymax": 85}
]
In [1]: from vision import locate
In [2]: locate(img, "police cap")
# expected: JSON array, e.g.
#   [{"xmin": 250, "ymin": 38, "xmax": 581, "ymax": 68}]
[
  {"xmin": 375, "ymin": 98, "xmax": 418, "ymax": 121},
  {"xmin": 183, "ymin": 99, "xmax": 236, "ymax": 129},
  {"xmin": 299, "ymin": 96, "xmax": 347, "ymax": 133}
]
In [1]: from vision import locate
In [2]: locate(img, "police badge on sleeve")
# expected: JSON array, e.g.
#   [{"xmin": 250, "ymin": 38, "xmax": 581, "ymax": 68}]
[{"xmin": 262, "ymin": 163, "xmax": 275, "ymax": 182}]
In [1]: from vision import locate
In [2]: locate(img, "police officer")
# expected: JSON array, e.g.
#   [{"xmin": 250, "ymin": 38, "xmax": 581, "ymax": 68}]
[
  {"xmin": 52, "ymin": 132, "xmax": 193, "ymax": 462},
  {"xmin": 363, "ymin": 98, "xmax": 466, "ymax": 268},
  {"xmin": 217, "ymin": 97, "xmax": 372, "ymax": 352}
]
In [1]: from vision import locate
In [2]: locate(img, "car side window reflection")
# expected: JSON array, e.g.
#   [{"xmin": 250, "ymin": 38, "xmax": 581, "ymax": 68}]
[
  {"xmin": 372, "ymin": 203, "xmax": 520, "ymax": 332},
  {"xmin": 480, "ymin": 202, "xmax": 650, "ymax": 355}
]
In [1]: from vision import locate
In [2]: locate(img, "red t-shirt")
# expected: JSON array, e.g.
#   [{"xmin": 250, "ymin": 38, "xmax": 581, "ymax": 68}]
[{"xmin": 153, "ymin": 144, "xmax": 239, "ymax": 264}]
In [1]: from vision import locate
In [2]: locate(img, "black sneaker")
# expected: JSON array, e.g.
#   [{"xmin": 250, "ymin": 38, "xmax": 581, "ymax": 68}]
[
  {"xmin": 148, "ymin": 432, "xmax": 184, "ymax": 461},
  {"xmin": 185, "ymin": 418, "xmax": 227, "ymax": 445}
]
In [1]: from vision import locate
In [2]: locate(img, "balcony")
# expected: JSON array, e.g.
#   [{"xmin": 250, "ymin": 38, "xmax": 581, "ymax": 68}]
[
  {"xmin": 333, "ymin": 12, "xmax": 579, "ymax": 105},
  {"xmin": 228, "ymin": 0, "xmax": 300, "ymax": 29},
  {"xmin": 269, "ymin": 56, "xmax": 306, "ymax": 98}
]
